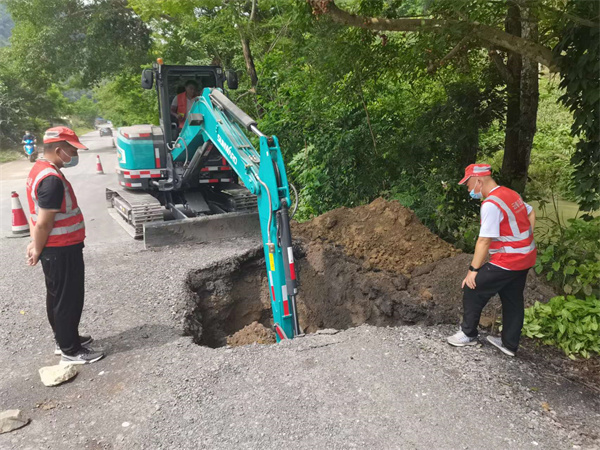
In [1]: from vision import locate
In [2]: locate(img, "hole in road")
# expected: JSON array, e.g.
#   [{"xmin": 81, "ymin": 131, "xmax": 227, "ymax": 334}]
[{"xmin": 183, "ymin": 241, "xmax": 463, "ymax": 348}]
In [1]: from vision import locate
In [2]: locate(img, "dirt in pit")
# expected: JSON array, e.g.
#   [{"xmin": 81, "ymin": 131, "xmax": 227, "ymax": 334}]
[
  {"xmin": 183, "ymin": 198, "xmax": 555, "ymax": 347},
  {"xmin": 227, "ymin": 321, "xmax": 276, "ymax": 346}
]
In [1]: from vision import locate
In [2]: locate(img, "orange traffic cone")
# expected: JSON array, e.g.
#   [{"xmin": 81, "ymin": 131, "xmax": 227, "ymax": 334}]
[
  {"xmin": 96, "ymin": 155, "xmax": 104, "ymax": 174},
  {"xmin": 11, "ymin": 192, "xmax": 29, "ymax": 235}
]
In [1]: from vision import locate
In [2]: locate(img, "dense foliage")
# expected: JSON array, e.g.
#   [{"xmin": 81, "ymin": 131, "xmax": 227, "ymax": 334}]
[
  {"xmin": 523, "ymin": 295, "xmax": 600, "ymax": 359},
  {"xmin": 554, "ymin": 0, "xmax": 600, "ymax": 214},
  {"xmin": 523, "ymin": 216, "xmax": 600, "ymax": 358},
  {"xmin": 534, "ymin": 217, "xmax": 600, "ymax": 298}
]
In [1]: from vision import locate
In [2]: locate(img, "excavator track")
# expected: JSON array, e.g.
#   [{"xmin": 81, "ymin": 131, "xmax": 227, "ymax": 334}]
[
  {"xmin": 106, "ymin": 188, "xmax": 163, "ymax": 239},
  {"xmin": 222, "ymin": 188, "xmax": 258, "ymax": 212}
]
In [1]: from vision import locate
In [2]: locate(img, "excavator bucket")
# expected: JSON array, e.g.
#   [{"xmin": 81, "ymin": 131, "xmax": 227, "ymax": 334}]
[{"xmin": 143, "ymin": 211, "xmax": 261, "ymax": 249}]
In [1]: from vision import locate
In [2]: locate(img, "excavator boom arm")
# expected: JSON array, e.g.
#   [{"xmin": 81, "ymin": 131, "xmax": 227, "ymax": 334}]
[{"xmin": 177, "ymin": 88, "xmax": 300, "ymax": 340}]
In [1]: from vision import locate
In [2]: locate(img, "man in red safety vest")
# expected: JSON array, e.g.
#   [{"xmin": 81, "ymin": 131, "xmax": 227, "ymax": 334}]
[
  {"xmin": 26, "ymin": 126, "xmax": 104, "ymax": 365},
  {"xmin": 170, "ymin": 80, "xmax": 200, "ymax": 129},
  {"xmin": 447, "ymin": 164, "xmax": 537, "ymax": 357}
]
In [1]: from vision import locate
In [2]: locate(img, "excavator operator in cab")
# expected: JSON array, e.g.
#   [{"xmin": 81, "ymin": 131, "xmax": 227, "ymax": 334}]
[{"xmin": 171, "ymin": 80, "xmax": 200, "ymax": 129}]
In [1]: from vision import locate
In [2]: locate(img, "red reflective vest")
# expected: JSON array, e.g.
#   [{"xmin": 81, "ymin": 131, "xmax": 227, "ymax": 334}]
[
  {"xmin": 26, "ymin": 159, "xmax": 85, "ymax": 247},
  {"xmin": 177, "ymin": 92, "xmax": 188, "ymax": 129},
  {"xmin": 482, "ymin": 186, "xmax": 537, "ymax": 270}
]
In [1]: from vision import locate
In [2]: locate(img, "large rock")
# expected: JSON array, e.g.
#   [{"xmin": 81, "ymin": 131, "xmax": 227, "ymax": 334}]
[
  {"xmin": 39, "ymin": 364, "xmax": 79, "ymax": 387},
  {"xmin": 0, "ymin": 410, "xmax": 29, "ymax": 434}
]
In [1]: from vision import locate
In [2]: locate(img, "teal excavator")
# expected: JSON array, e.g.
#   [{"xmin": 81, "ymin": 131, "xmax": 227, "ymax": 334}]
[{"xmin": 106, "ymin": 59, "xmax": 300, "ymax": 340}]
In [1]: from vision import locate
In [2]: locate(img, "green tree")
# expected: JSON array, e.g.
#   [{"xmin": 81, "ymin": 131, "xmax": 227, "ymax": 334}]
[
  {"xmin": 94, "ymin": 72, "xmax": 157, "ymax": 126},
  {"xmin": 4, "ymin": 0, "xmax": 151, "ymax": 86},
  {"xmin": 70, "ymin": 95, "xmax": 99, "ymax": 127},
  {"xmin": 554, "ymin": 0, "xmax": 600, "ymax": 214},
  {"xmin": 307, "ymin": 0, "xmax": 599, "ymax": 210}
]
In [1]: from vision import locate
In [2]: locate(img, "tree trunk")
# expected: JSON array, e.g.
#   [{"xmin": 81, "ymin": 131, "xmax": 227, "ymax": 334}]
[
  {"xmin": 240, "ymin": 33, "xmax": 259, "ymax": 89},
  {"xmin": 501, "ymin": 2, "xmax": 539, "ymax": 194},
  {"xmin": 518, "ymin": 4, "xmax": 540, "ymax": 192},
  {"xmin": 502, "ymin": 4, "xmax": 523, "ymax": 190}
]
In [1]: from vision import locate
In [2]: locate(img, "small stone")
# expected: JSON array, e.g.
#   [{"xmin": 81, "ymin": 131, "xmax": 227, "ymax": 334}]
[
  {"xmin": 316, "ymin": 329, "xmax": 339, "ymax": 335},
  {"xmin": 0, "ymin": 410, "xmax": 30, "ymax": 434},
  {"xmin": 39, "ymin": 364, "xmax": 79, "ymax": 387},
  {"xmin": 419, "ymin": 288, "xmax": 433, "ymax": 301},
  {"xmin": 122, "ymin": 422, "xmax": 130, "ymax": 427}
]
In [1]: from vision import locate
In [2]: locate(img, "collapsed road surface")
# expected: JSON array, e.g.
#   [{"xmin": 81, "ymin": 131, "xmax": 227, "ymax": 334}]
[{"xmin": 0, "ymin": 134, "xmax": 599, "ymax": 449}]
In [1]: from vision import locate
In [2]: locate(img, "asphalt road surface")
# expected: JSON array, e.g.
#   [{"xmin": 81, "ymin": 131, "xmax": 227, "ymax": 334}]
[
  {"xmin": 0, "ymin": 132, "xmax": 598, "ymax": 449},
  {"xmin": 0, "ymin": 132, "xmax": 132, "ymax": 247}
]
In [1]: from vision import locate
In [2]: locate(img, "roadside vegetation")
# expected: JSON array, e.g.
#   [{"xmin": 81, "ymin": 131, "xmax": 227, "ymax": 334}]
[{"xmin": 0, "ymin": 0, "xmax": 597, "ymax": 357}]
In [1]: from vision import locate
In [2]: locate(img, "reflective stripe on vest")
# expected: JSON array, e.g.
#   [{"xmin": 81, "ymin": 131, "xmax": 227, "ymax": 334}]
[
  {"xmin": 49, "ymin": 221, "xmax": 86, "ymax": 236},
  {"xmin": 489, "ymin": 242, "xmax": 537, "ymax": 254},
  {"xmin": 485, "ymin": 194, "xmax": 521, "ymax": 236},
  {"xmin": 30, "ymin": 206, "xmax": 83, "ymax": 222},
  {"xmin": 26, "ymin": 160, "xmax": 85, "ymax": 247},
  {"xmin": 482, "ymin": 187, "xmax": 536, "ymax": 270}
]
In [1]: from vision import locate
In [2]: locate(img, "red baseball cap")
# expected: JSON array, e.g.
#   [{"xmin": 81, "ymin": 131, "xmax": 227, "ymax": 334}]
[
  {"xmin": 43, "ymin": 126, "xmax": 88, "ymax": 150},
  {"xmin": 458, "ymin": 163, "xmax": 492, "ymax": 185}
]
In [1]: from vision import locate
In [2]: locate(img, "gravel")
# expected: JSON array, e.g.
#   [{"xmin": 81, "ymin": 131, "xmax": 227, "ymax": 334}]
[{"xmin": 0, "ymin": 234, "xmax": 599, "ymax": 449}]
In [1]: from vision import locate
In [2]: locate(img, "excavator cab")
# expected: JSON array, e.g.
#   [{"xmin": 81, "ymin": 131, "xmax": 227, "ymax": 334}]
[{"xmin": 142, "ymin": 62, "xmax": 238, "ymax": 145}]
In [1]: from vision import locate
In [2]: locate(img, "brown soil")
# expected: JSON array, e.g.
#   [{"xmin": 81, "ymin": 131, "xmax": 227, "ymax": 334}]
[
  {"xmin": 183, "ymin": 198, "xmax": 556, "ymax": 347},
  {"xmin": 181, "ymin": 197, "xmax": 597, "ymax": 396},
  {"xmin": 292, "ymin": 197, "xmax": 460, "ymax": 275},
  {"xmin": 226, "ymin": 321, "xmax": 276, "ymax": 346}
]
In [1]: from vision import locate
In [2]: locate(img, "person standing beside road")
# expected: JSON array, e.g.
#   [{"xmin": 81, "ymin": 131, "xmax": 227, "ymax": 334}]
[
  {"xmin": 171, "ymin": 80, "xmax": 200, "ymax": 129},
  {"xmin": 25, "ymin": 126, "xmax": 104, "ymax": 365},
  {"xmin": 447, "ymin": 164, "xmax": 537, "ymax": 357}
]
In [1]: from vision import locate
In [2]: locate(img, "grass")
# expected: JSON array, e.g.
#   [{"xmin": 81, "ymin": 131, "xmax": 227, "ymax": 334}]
[
  {"xmin": 72, "ymin": 126, "xmax": 95, "ymax": 137},
  {"xmin": 0, "ymin": 148, "xmax": 24, "ymax": 163}
]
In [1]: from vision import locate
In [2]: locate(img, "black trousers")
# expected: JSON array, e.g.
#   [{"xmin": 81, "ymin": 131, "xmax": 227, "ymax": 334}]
[
  {"xmin": 461, "ymin": 263, "xmax": 529, "ymax": 353},
  {"xmin": 40, "ymin": 243, "xmax": 85, "ymax": 356}
]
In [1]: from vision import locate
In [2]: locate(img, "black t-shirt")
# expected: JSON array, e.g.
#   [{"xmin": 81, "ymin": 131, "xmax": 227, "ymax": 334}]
[
  {"xmin": 35, "ymin": 173, "xmax": 84, "ymax": 254},
  {"xmin": 23, "ymin": 134, "xmax": 35, "ymax": 142},
  {"xmin": 37, "ymin": 177, "xmax": 64, "ymax": 210}
]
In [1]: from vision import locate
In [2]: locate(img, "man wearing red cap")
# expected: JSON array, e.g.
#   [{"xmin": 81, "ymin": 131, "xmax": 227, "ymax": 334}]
[
  {"xmin": 447, "ymin": 163, "xmax": 536, "ymax": 357},
  {"xmin": 25, "ymin": 127, "xmax": 104, "ymax": 365}
]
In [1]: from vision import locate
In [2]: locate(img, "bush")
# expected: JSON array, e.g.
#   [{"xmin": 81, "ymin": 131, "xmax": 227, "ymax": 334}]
[
  {"xmin": 523, "ymin": 295, "xmax": 600, "ymax": 359},
  {"xmin": 524, "ymin": 216, "xmax": 600, "ymax": 358},
  {"xmin": 534, "ymin": 216, "xmax": 600, "ymax": 298}
]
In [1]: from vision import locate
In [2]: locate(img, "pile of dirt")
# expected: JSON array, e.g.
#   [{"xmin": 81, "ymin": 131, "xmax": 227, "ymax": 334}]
[
  {"xmin": 226, "ymin": 321, "xmax": 276, "ymax": 346},
  {"xmin": 292, "ymin": 197, "xmax": 460, "ymax": 275}
]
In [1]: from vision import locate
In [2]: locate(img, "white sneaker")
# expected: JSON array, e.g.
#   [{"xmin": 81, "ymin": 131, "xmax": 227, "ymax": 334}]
[
  {"xmin": 487, "ymin": 335, "xmax": 515, "ymax": 357},
  {"xmin": 447, "ymin": 330, "xmax": 478, "ymax": 347}
]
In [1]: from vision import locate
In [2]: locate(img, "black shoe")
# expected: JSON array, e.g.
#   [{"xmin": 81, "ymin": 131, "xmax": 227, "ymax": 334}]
[
  {"xmin": 59, "ymin": 346, "xmax": 104, "ymax": 365},
  {"xmin": 54, "ymin": 335, "xmax": 94, "ymax": 355}
]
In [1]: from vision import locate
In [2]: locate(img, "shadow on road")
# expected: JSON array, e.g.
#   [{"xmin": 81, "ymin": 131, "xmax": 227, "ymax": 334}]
[{"xmin": 94, "ymin": 324, "xmax": 183, "ymax": 356}]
